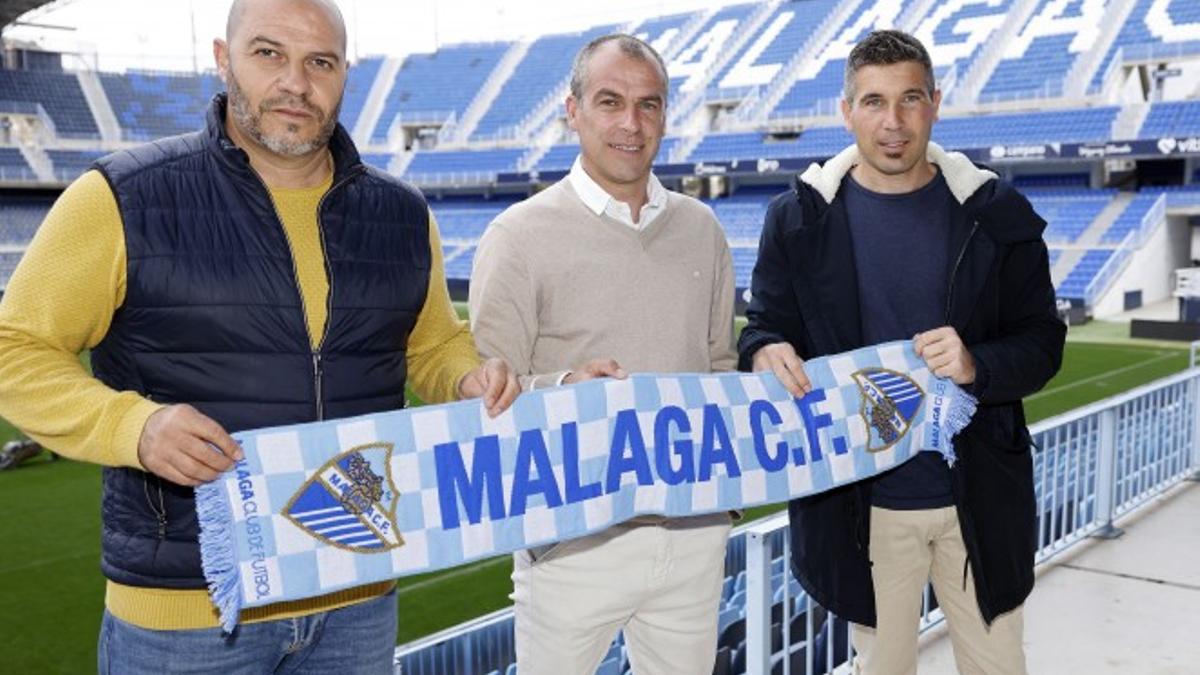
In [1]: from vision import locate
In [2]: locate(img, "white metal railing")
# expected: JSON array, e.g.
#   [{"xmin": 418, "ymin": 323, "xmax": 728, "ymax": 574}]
[
  {"xmin": 392, "ymin": 366, "xmax": 1200, "ymax": 675},
  {"xmin": 768, "ymin": 96, "xmax": 841, "ymax": 122},
  {"xmin": 739, "ymin": 367, "xmax": 1200, "ymax": 674},
  {"xmin": 1120, "ymin": 40, "xmax": 1200, "ymax": 64},
  {"xmin": 975, "ymin": 78, "xmax": 1067, "ymax": 106},
  {"xmin": 404, "ymin": 170, "xmax": 501, "ymax": 187},
  {"xmin": 0, "ymin": 165, "xmax": 38, "ymax": 182}
]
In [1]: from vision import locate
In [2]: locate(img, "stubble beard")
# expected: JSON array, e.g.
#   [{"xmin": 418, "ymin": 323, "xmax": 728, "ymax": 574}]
[{"xmin": 227, "ymin": 71, "xmax": 341, "ymax": 157}]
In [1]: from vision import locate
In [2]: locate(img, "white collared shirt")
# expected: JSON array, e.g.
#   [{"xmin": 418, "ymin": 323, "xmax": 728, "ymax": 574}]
[{"xmin": 567, "ymin": 156, "xmax": 667, "ymax": 231}]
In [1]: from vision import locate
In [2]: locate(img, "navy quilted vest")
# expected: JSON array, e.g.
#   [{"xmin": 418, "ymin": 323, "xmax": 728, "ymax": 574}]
[{"xmin": 91, "ymin": 95, "xmax": 431, "ymax": 589}]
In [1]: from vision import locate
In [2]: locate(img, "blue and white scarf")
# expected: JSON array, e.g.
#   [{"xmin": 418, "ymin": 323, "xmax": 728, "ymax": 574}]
[{"xmin": 197, "ymin": 340, "xmax": 976, "ymax": 631}]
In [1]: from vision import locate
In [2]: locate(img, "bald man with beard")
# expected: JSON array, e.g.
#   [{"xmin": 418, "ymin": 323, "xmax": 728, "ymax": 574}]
[{"xmin": 0, "ymin": 0, "xmax": 518, "ymax": 671}]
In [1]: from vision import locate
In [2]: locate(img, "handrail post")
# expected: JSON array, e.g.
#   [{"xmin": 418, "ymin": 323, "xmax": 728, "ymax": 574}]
[
  {"xmin": 1190, "ymin": 371, "xmax": 1200, "ymax": 481},
  {"xmin": 745, "ymin": 525, "xmax": 773, "ymax": 675},
  {"xmin": 1092, "ymin": 409, "xmax": 1124, "ymax": 539}
]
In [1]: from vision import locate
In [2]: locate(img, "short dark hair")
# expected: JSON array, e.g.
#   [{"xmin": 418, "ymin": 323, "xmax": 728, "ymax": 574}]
[
  {"xmin": 844, "ymin": 30, "xmax": 935, "ymax": 103},
  {"xmin": 569, "ymin": 34, "xmax": 668, "ymax": 103}
]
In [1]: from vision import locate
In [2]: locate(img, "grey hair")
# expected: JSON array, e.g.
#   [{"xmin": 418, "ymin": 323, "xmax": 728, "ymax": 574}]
[
  {"xmin": 569, "ymin": 33, "xmax": 669, "ymax": 102},
  {"xmin": 844, "ymin": 29, "xmax": 935, "ymax": 103}
]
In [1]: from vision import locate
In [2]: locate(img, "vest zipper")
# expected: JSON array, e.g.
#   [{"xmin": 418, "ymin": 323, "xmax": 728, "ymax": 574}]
[
  {"xmin": 247, "ymin": 164, "xmax": 358, "ymax": 422},
  {"xmin": 944, "ymin": 219, "xmax": 981, "ymax": 324},
  {"xmin": 312, "ymin": 170, "xmax": 358, "ymax": 421}
]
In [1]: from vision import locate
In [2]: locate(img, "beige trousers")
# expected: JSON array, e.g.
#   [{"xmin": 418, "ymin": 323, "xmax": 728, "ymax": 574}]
[
  {"xmin": 511, "ymin": 512, "xmax": 731, "ymax": 675},
  {"xmin": 852, "ymin": 506, "xmax": 1027, "ymax": 675}
]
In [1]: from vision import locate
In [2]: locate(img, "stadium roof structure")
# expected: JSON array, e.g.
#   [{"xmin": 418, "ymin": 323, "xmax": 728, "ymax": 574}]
[{"xmin": 1, "ymin": 1, "xmax": 73, "ymax": 45}]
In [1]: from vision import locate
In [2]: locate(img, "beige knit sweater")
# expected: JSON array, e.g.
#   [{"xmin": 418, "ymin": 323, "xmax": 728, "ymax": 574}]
[{"xmin": 469, "ymin": 179, "xmax": 736, "ymax": 390}]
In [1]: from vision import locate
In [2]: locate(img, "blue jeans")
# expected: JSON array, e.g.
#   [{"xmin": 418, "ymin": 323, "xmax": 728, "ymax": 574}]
[{"xmin": 98, "ymin": 589, "xmax": 397, "ymax": 674}]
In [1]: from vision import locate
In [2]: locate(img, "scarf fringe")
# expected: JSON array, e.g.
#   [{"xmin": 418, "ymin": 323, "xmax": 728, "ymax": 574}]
[
  {"xmin": 940, "ymin": 387, "xmax": 978, "ymax": 467},
  {"xmin": 195, "ymin": 481, "xmax": 241, "ymax": 633}
]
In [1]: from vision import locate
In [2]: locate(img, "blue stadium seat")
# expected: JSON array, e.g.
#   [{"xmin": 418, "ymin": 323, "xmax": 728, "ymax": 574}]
[
  {"xmin": 404, "ymin": 148, "xmax": 525, "ymax": 182},
  {"xmin": 472, "ymin": 27, "xmax": 616, "ymax": 141},
  {"xmin": 340, "ymin": 57, "xmax": 383, "ymax": 132},
  {"xmin": 1138, "ymin": 100, "xmax": 1200, "ymax": 139},
  {"xmin": 665, "ymin": 3, "xmax": 757, "ymax": 104},
  {"xmin": 707, "ymin": 2, "xmax": 842, "ymax": 100},
  {"xmin": 99, "ymin": 71, "xmax": 221, "ymax": 140},
  {"xmin": 1101, "ymin": 193, "xmax": 1160, "ymax": 243},
  {"xmin": 0, "ymin": 69, "xmax": 98, "ymax": 137},
  {"xmin": 0, "ymin": 148, "xmax": 36, "ymax": 181},
  {"xmin": 1057, "ymin": 249, "xmax": 1115, "ymax": 299},
  {"xmin": 46, "ymin": 149, "xmax": 105, "ymax": 182},
  {"xmin": 372, "ymin": 44, "xmax": 511, "ymax": 143},
  {"xmin": 0, "ymin": 196, "xmax": 52, "ymax": 246},
  {"xmin": 0, "ymin": 252, "xmax": 24, "ymax": 290},
  {"xmin": 1089, "ymin": 0, "xmax": 1200, "ymax": 93},
  {"xmin": 1025, "ymin": 187, "xmax": 1113, "ymax": 244}
]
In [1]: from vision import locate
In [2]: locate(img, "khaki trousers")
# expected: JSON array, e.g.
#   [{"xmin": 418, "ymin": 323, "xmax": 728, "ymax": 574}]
[
  {"xmin": 852, "ymin": 506, "xmax": 1027, "ymax": 675},
  {"xmin": 511, "ymin": 512, "xmax": 731, "ymax": 675}
]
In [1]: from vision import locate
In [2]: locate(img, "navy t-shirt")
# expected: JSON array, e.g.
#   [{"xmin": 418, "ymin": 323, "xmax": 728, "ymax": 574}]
[{"xmin": 844, "ymin": 169, "xmax": 955, "ymax": 509}]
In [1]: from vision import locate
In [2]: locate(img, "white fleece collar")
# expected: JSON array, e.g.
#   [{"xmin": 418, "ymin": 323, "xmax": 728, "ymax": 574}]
[{"xmin": 799, "ymin": 141, "xmax": 997, "ymax": 205}]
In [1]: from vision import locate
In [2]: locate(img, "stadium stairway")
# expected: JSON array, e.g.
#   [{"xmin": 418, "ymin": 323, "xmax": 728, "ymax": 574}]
[
  {"xmin": 951, "ymin": 0, "xmax": 1041, "ymax": 107},
  {"xmin": 16, "ymin": 145, "xmax": 53, "ymax": 184},
  {"xmin": 1050, "ymin": 193, "xmax": 1132, "ymax": 288},
  {"xmin": 448, "ymin": 41, "xmax": 532, "ymax": 147},
  {"xmin": 351, "ymin": 56, "xmax": 405, "ymax": 148},
  {"xmin": 1063, "ymin": 0, "xmax": 1140, "ymax": 100},
  {"xmin": 1076, "ymin": 193, "xmax": 1135, "ymax": 248},
  {"xmin": 74, "ymin": 70, "xmax": 121, "ymax": 142}
]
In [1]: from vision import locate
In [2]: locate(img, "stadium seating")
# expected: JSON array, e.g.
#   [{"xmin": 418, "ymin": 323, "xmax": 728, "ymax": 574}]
[
  {"xmin": 707, "ymin": 0, "xmax": 841, "ymax": 100},
  {"xmin": 667, "ymin": 3, "xmax": 756, "ymax": 104},
  {"xmin": 533, "ymin": 137, "xmax": 682, "ymax": 172},
  {"xmin": 931, "ymin": 107, "xmax": 1119, "ymax": 148},
  {"xmin": 1100, "ymin": 192, "xmax": 1160, "ymax": 244},
  {"xmin": 688, "ymin": 127, "xmax": 852, "ymax": 162},
  {"xmin": 0, "ymin": 69, "xmax": 98, "ymax": 137},
  {"xmin": 707, "ymin": 192, "xmax": 771, "ymax": 240},
  {"xmin": 772, "ymin": 0, "xmax": 923, "ymax": 118},
  {"xmin": 1024, "ymin": 188, "xmax": 1113, "ymax": 244},
  {"xmin": 0, "ymin": 251, "xmax": 22, "ymax": 289},
  {"xmin": 340, "ymin": 56, "xmax": 384, "ymax": 133},
  {"xmin": 1057, "ymin": 248, "xmax": 1114, "ymax": 299},
  {"xmin": 0, "ymin": 148, "xmax": 35, "ymax": 182},
  {"xmin": 0, "ymin": 197, "xmax": 52, "ymax": 246},
  {"xmin": 372, "ymin": 44, "xmax": 510, "ymax": 143},
  {"xmin": 1138, "ymin": 100, "xmax": 1200, "ymax": 138},
  {"xmin": 979, "ymin": 0, "xmax": 1107, "ymax": 103},
  {"xmin": 404, "ymin": 148, "xmax": 524, "ymax": 182},
  {"xmin": 472, "ymin": 27, "xmax": 617, "ymax": 141},
  {"xmin": 918, "ymin": 0, "xmax": 1016, "ymax": 91},
  {"xmin": 99, "ymin": 70, "xmax": 222, "ymax": 140},
  {"xmin": 46, "ymin": 149, "xmax": 105, "ymax": 181},
  {"xmin": 980, "ymin": 33, "xmax": 1076, "ymax": 101},
  {"xmin": 1089, "ymin": 0, "xmax": 1200, "ymax": 93},
  {"xmin": 632, "ymin": 11, "xmax": 694, "ymax": 50}
]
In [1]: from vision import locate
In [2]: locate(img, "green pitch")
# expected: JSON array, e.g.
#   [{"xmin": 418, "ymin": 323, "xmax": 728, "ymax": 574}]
[{"xmin": 0, "ymin": 336, "xmax": 1191, "ymax": 672}]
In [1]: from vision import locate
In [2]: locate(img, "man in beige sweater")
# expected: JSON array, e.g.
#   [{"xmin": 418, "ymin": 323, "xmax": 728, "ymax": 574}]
[{"xmin": 469, "ymin": 34, "xmax": 737, "ymax": 675}]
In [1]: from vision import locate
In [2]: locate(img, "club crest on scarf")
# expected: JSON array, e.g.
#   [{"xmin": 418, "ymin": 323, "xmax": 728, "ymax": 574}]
[
  {"xmin": 852, "ymin": 368, "xmax": 924, "ymax": 452},
  {"xmin": 283, "ymin": 443, "xmax": 404, "ymax": 552}
]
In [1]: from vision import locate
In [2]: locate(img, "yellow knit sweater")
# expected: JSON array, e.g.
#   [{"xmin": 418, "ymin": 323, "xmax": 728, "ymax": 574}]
[{"xmin": 0, "ymin": 169, "xmax": 480, "ymax": 629}]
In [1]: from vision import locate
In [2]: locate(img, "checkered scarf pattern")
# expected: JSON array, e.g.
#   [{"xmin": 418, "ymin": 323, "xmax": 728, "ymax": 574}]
[{"xmin": 197, "ymin": 340, "xmax": 976, "ymax": 631}]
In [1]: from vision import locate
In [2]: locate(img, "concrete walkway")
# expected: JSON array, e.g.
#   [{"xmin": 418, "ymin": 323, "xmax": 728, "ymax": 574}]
[{"xmin": 918, "ymin": 481, "xmax": 1200, "ymax": 674}]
